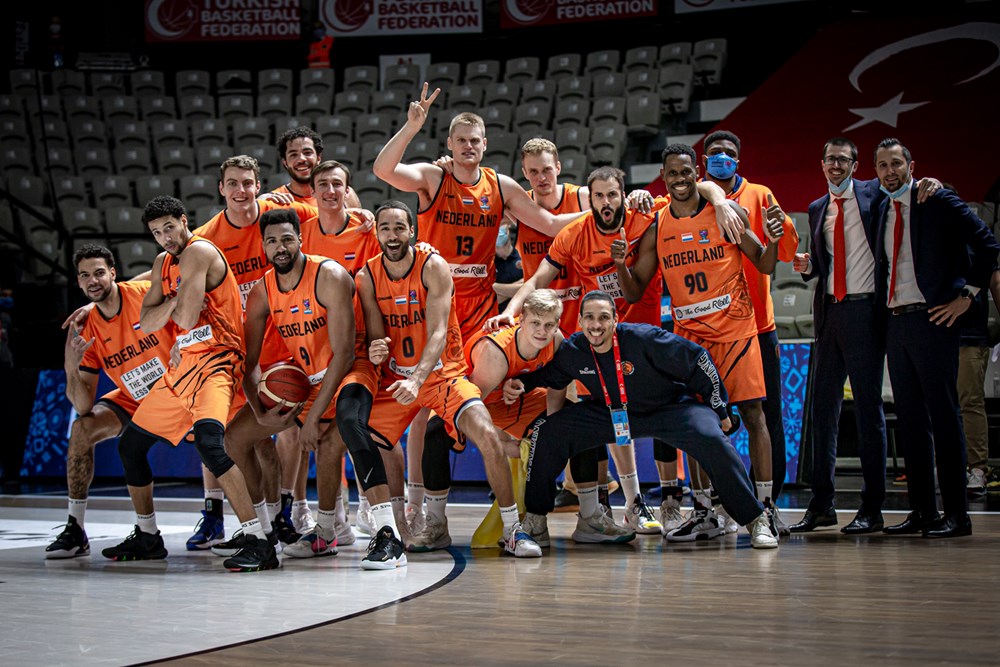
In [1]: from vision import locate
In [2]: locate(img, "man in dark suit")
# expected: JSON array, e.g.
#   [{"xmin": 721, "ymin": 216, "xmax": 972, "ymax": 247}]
[
  {"xmin": 873, "ymin": 137, "xmax": 999, "ymax": 538},
  {"xmin": 790, "ymin": 138, "xmax": 890, "ymax": 534}
]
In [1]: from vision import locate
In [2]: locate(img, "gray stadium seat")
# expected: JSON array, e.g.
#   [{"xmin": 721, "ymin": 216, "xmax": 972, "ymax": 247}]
[
  {"xmin": 333, "ymin": 91, "xmax": 368, "ymax": 117},
  {"xmin": 483, "ymin": 81, "xmax": 520, "ymax": 111},
  {"xmin": 175, "ymin": 70, "xmax": 211, "ymax": 97},
  {"xmin": 218, "ymin": 95, "xmax": 254, "ymax": 121},
  {"xmin": 178, "ymin": 95, "xmax": 215, "ymax": 121},
  {"xmin": 546, "ymin": 54, "xmax": 580, "ymax": 80},
  {"xmin": 584, "ymin": 50, "xmax": 620, "ymax": 76},
  {"xmin": 660, "ymin": 42, "xmax": 692, "ymax": 67},
  {"xmin": 465, "ymin": 60, "xmax": 501, "ymax": 86},
  {"xmin": 447, "ymin": 84, "xmax": 484, "ymax": 112},
  {"xmin": 772, "ymin": 284, "xmax": 813, "ymax": 339},
  {"xmin": 343, "ymin": 65, "xmax": 378, "ymax": 93},
  {"xmin": 130, "ymin": 70, "xmax": 166, "ymax": 97},
  {"xmin": 101, "ymin": 96, "xmax": 139, "ymax": 124},
  {"xmin": 90, "ymin": 72, "xmax": 127, "ymax": 97},
  {"xmin": 258, "ymin": 68, "xmax": 293, "ymax": 96},
  {"xmin": 426, "ymin": 62, "xmax": 461, "ymax": 90},
  {"xmin": 91, "ymin": 174, "xmax": 134, "ymax": 209},
  {"xmin": 135, "ymin": 174, "xmax": 177, "ymax": 204},
  {"xmin": 151, "ymin": 119, "xmax": 190, "ymax": 148},
  {"xmin": 190, "ymin": 118, "xmax": 228, "ymax": 146},
  {"xmin": 298, "ymin": 68, "xmax": 335, "ymax": 95},
  {"xmin": 693, "ymin": 38, "xmax": 728, "ymax": 85},
  {"xmin": 315, "ymin": 115, "xmax": 354, "ymax": 143},
  {"xmin": 232, "ymin": 117, "xmax": 270, "ymax": 147},
  {"xmin": 113, "ymin": 146, "xmax": 153, "ymax": 178},
  {"xmin": 504, "ymin": 57, "xmax": 540, "ymax": 85},
  {"xmin": 257, "ymin": 93, "xmax": 293, "ymax": 121},
  {"xmin": 384, "ymin": 63, "xmax": 420, "ymax": 92},
  {"xmin": 624, "ymin": 46, "xmax": 658, "ymax": 72},
  {"xmin": 104, "ymin": 206, "xmax": 145, "ymax": 235}
]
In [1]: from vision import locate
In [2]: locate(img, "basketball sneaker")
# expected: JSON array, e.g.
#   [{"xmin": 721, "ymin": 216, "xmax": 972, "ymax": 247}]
[
  {"xmin": 769, "ymin": 504, "xmax": 790, "ymax": 536},
  {"xmin": 658, "ymin": 497, "xmax": 685, "ymax": 535},
  {"xmin": 521, "ymin": 512, "xmax": 550, "ymax": 548},
  {"xmin": 571, "ymin": 509, "xmax": 635, "ymax": 544},
  {"xmin": 334, "ymin": 514, "xmax": 356, "ymax": 546},
  {"xmin": 271, "ymin": 512, "xmax": 301, "ymax": 546},
  {"xmin": 222, "ymin": 533, "xmax": 281, "ymax": 572},
  {"xmin": 361, "ymin": 526, "xmax": 407, "ymax": 570},
  {"xmin": 355, "ymin": 505, "xmax": 375, "ymax": 537},
  {"xmin": 292, "ymin": 504, "xmax": 317, "ymax": 534},
  {"xmin": 407, "ymin": 514, "xmax": 451, "ymax": 552},
  {"xmin": 748, "ymin": 512, "xmax": 779, "ymax": 549},
  {"xmin": 553, "ymin": 486, "xmax": 579, "ymax": 513},
  {"xmin": 186, "ymin": 510, "xmax": 224, "ymax": 551},
  {"xmin": 284, "ymin": 524, "xmax": 338, "ymax": 558},
  {"xmin": 45, "ymin": 516, "xmax": 90, "ymax": 559},
  {"xmin": 624, "ymin": 494, "xmax": 662, "ymax": 534},
  {"xmin": 406, "ymin": 505, "xmax": 426, "ymax": 536},
  {"xmin": 212, "ymin": 529, "xmax": 250, "ymax": 557},
  {"xmin": 967, "ymin": 468, "xmax": 987, "ymax": 495},
  {"xmin": 716, "ymin": 505, "xmax": 741, "ymax": 534},
  {"xmin": 499, "ymin": 521, "xmax": 543, "ymax": 558},
  {"xmin": 665, "ymin": 507, "xmax": 723, "ymax": 542},
  {"xmin": 101, "ymin": 526, "xmax": 168, "ymax": 561}
]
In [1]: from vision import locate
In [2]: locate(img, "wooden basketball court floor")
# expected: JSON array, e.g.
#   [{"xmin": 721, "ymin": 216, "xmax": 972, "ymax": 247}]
[{"xmin": 1, "ymin": 494, "xmax": 998, "ymax": 666}]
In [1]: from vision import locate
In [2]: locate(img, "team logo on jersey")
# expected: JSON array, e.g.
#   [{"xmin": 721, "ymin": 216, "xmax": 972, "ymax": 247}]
[
  {"xmin": 409, "ymin": 289, "xmax": 419, "ymax": 304},
  {"xmin": 621, "ymin": 361, "xmax": 635, "ymax": 376},
  {"xmin": 132, "ymin": 322, "xmax": 142, "ymax": 331},
  {"xmin": 681, "ymin": 233, "xmax": 694, "ymax": 242},
  {"xmin": 698, "ymin": 229, "xmax": 710, "ymax": 244},
  {"xmin": 461, "ymin": 196, "xmax": 475, "ymax": 206},
  {"xmin": 479, "ymin": 195, "xmax": 491, "ymax": 211},
  {"xmin": 394, "ymin": 296, "xmax": 408, "ymax": 305},
  {"xmin": 303, "ymin": 299, "xmax": 312, "ymax": 315},
  {"xmin": 290, "ymin": 305, "xmax": 299, "ymax": 314}
]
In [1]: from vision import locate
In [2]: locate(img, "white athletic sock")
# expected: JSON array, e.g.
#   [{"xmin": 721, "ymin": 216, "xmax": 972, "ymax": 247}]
[
  {"xmin": 68, "ymin": 498, "xmax": 87, "ymax": 526},
  {"xmin": 407, "ymin": 482, "xmax": 425, "ymax": 513},
  {"xmin": 371, "ymin": 502, "xmax": 399, "ymax": 536},
  {"xmin": 292, "ymin": 499, "xmax": 309, "ymax": 512},
  {"xmin": 390, "ymin": 495, "xmax": 405, "ymax": 517},
  {"xmin": 333, "ymin": 494, "xmax": 346, "ymax": 523},
  {"xmin": 425, "ymin": 491, "xmax": 449, "ymax": 521},
  {"xmin": 755, "ymin": 481, "xmax": 773, "ymax": 505},
  {"xmin": 620, "ymin": 471, "xmax": 640, "ymax": 507},
  {"xmin": 280, "ymin": 487, "xmax": 294, "ymax": 498},
  {"xmin": 253, "ymin": 501, "xmax": 270, "ymax": 527},
  {"xmin": 578, "ymin": 485, "xmax": 599, "ymax": 518},
  {"xmin": 137, "ymin": 512, "xmax": 157, "ymax": 534},
  {"xmin": 241, "ymin": 518, "xmax": 266, "ymax": 540},
  {"xmin": 500, "ymin": 504, "xmax": 519, "ymax": 534},
  {"xmin": 266, "ymin": 501, "xmax": 280, "ymax": 522},
  {"xmin": 317, "ymin": 508, "xmax": 336, "ymax": 532},
  {"xmin": 205, "ymin": 487, "xmax": 224, "ymax": 501}
]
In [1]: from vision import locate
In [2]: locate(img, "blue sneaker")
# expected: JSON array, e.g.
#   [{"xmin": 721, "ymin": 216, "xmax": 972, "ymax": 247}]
[{"xmin": 186, "ymin": 510, "xmax": 225, "ymax": 551}]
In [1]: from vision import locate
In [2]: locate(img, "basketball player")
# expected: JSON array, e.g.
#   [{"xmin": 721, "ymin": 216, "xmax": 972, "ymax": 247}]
[
  {"xmin": 617, "ymin": 144, "xmax": 783, "ymax": 541},
  {"xmin": 102, "ymin": 195, "xmax": 277, "ymax": 572},
  {"xmin": 46, "ymin": 245, "xmax": 176, "ymax": 559},
  {"xmin": 356, "ymin": 200, "xmax": 530, "ymax": 558},
  {"xmin": 273, "ymin": 125, "xmax": 362, "ymax": 208}
]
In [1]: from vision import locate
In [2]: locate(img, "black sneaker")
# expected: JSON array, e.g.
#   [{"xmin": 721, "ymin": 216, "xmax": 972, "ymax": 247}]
[
  {"xmin": 101, "ymin": 526, "xmax": 168, "ymax": 561},
  {"xmin": 553, "ymin": 487, "xmax": 579, "ymax": 513},
  {"xmin": 45, "ymin": 516, "xmax": 90, "ymax": 559},
  {"xmin": 361, "ymin": 526, "xmax": 407, "ymax": 570},
  {"xmin": 211, "ymin": 530, "xmax": 251, "ymax": 557},
  {"xmin": 271, "ymin": 512, "xmax": 301, "ymax": 545},
  {"xmin": 222, "ymin": 533, "xmax": 280, "ymax": 572}
]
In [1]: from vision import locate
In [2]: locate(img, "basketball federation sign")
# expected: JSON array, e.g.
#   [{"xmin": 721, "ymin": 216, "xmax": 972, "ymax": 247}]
[
  {"xmin": 145, "ymin": 0, "xmax": 301, "ymax": 42},
  {"xmin": 321, "ymin": 0, "xmax": 482, "ymax": 36}
]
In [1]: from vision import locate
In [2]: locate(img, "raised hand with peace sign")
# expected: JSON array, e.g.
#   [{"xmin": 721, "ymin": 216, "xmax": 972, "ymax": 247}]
[{"xmin": 405, "ymin": 82, "xmax": 441, "ymax": 130}]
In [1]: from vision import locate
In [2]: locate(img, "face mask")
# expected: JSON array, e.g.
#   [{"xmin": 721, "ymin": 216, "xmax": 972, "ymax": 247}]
[
  {"xmin": 706, "ymin": 153, "xmax": 738, "ymax": 180},
  {"xmin": 879, "ymin": 179, "xmax": 911, "ymax": 200},
  {"xmin": 496, "ymin": 226, "xmax": 509, "ymax": 248},
  {"xmin": 828, "ymin": 178, "xmax": 851, "ymax": 196}
]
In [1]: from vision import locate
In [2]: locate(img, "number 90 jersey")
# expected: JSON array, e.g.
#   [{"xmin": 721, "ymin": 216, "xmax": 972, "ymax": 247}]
[
  {"xmin": 657, "ymin": 200, "xmax": 756, "ymax": 343},
  {"xmin": 418, "ymin": 167, "xmax": 504, "ymax": 301},
  {"xmin": 364, "ymin": 247, "xmax": 468, "ymax": 383}
]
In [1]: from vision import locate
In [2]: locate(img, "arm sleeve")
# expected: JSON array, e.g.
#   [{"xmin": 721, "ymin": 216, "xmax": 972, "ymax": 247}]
[{"xmin": 646, "ymin": 329, "xmax": 729, "ymax": 419}]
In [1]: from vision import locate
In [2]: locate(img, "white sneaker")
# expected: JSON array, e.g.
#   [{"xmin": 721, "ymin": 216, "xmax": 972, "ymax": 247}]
[
  {"xmin": 571, "ymin": 509, "xmax": 635, "ymax": 544},
  {"xmin": 355, "ymin": 505, "xmax": 375, "ymax": 537},
  {"xmin": 283, "ymin": 524, "xmax": 338, "ymax": 558},
  {"xmin": 967, "ymin": 468, "xmax": 987, "ymax": 494},
  {"xmin": 334, "ymin": 514, "xmax": 356, "ymax": 546},
  {"xmin": 292, "ymin": 504, "xmax": 317, "ymax": 534},
  {"xmin": 624, "ymin": 494, "xmax": 662, "ymax": 534},
  {"xmin": 407, "ymin": 514, "xmax": 451, "ymax": 552},
  {"xmin": 665, "ymin": 507, "xmax": 723, "ymax": 542},
  {"xmin": 715, "ymin": 505, "xmax": 740, "ymax": 534},
  {"xmin": 406, "ymin": 505, "xmax": 426, "ymax": 536},
  {"xmin": 500, "ymin": 522, "xmax": 543, "ymax": 558},
  {"xmin": 521, "ymin": 512, "xmax": 550, "ymax": 548},
  {"xmin": 749, "ymin": 512, "xmax": 779, "ymax": 549},
  {"xmin": 659, "ymin": 497, "xmax": 685, "ymax": 535}
]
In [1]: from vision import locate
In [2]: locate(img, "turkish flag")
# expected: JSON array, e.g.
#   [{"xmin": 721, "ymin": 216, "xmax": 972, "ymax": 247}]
[{"xmin": 648, "ymin": 19, "xmax": 1000, "ymax": 212}]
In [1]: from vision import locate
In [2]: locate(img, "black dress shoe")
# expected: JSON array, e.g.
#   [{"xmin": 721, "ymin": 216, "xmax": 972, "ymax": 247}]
[
  {"xmin": 789, "ymin": 508, "xmax": 837, "ymax": 533},
  {"xmin": 841, "ymin": 512, "xmax": 884, "ymax": 534},
  {"xmin": 923, "ymin": 514, "xmax": 972, "ymax": 538},
  {"xmin": 883, "ymin": 510, "xmax": 940, "ymax": 535}
]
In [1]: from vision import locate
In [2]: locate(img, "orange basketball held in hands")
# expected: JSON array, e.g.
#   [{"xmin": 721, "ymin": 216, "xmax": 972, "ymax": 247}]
[{"xmin": 258, "ymin": 362, "xmax": 311, "ymax": 414}]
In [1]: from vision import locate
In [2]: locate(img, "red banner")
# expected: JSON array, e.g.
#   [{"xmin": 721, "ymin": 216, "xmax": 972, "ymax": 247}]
[
  {"xmin": 501, "ymin": 0, "xmax": 656, "ymax": 29},
  {"xmin": 320, "ymin": 0, "xmax": 482, "ymax": 37},
  {"xmin": 648, "ymin": 19, "xmax": 1000, "ymax": 211},
  {"xmin": 145, "ymin": 0, "xmax": 301, "ymax": 43}
]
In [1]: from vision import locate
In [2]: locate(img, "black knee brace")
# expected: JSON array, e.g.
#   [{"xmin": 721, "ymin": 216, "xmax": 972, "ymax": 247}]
[
  {"xmin": 193, "ymin": 420, "xmax": 234, "ymax": 478},
  {"xmin": 336, "ymin": 384, "xmax": 387, "ymax": 492},
  {"xmin": 117, "ymin": 425, "xmax": 158, "ymax": 487},
  {"xmin": 569, "ymin": 447, "xmax": 600, "ymax": 484},
  {"xmin": 654, "ymin": 439, "xmax": 678, "ymax": 463},
  {"xmin": 422, "ymin": 415, "xmax": 454, "ymax": 492}
]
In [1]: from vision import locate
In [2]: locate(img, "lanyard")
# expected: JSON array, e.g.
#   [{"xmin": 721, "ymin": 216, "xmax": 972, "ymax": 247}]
[{"xmin": 591, "ymin": 331, "xmax": 627, "ymax": 410}]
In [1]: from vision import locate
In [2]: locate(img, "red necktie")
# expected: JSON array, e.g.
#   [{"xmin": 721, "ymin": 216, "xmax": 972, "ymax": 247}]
[
  {"xmin": 887, "ymin": 200, "xmax": 904, "ymax": 303},
  {"xmin": 832, "ymin": 197, "xmax": 847, "ymax": 301}
]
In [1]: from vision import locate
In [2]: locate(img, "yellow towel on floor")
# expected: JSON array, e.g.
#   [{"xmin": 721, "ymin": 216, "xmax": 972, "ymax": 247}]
[{"xmin": 471, "ymin": 439, "xmax": 529, "ymax": 548}]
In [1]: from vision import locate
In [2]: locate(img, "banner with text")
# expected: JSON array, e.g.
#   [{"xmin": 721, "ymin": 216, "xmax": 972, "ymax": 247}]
[
  {"xmin": 145, "ymin": 0, "xmax": 301, "ymax": 43},
  {"xmin": 321, "ymin": 0, "xmax": 482, "ymax": 36},
  {"xmin": 501, "ymin": 0, "xmax": 656, "ymax": 28}
]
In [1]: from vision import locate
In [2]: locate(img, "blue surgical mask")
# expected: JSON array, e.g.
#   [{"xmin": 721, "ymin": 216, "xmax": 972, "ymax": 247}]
[
  {"xmin": 496, "ymin": 226, "xmax": 509, "ymax": 248},
  {"xmin": 828, "ymin": 178, "xmax": 851, "ymax": 196},
  {"xmin": 879, "ymin": 179, "xmax": 911, "ymax": 200},
  {"xmin": 706, "ymin": 153, "xmax": 738, "ymax": 180}
]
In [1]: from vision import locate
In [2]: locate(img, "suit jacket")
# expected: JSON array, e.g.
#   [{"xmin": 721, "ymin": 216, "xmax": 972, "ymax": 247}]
[
  {"xmin": 873, "ymin": 186, "xmax": 999, "ymax": 309},
  {"xmin": 802, "ymin": 178, "xmax": 884, "ymax": 336}
]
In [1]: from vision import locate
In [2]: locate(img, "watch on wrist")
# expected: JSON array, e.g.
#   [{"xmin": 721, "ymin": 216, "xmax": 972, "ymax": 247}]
[{"xmin": 960, "ymin": 287, "xmax": 973, "ymax": 300}]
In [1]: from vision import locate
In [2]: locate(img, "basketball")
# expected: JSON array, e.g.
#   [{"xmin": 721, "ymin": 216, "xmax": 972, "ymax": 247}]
[{"xmin": 258, "ymin": 362, "xmax": 311, "ymax": 413}]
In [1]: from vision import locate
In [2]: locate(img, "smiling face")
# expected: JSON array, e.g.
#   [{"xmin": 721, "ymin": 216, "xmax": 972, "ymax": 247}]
[
  {"xmin": 661, "ymin": 153, "xmax": 699, "ymax": 202},
  {"xmin": 875, "ymin": 144, "xmax": 914, "ymax": 193},
  {"xmin": 519, "ymin": 308, "xmax": 561, "ymax": 353},
  {"xmin": 262, "ymin": 221, "xmax": 302, "ymax": 275},
  {"xmin": 579, "ymin": 296, "xmax": 618, "ymax": 351},
  {"xmin": 146, "ymin": 214, "xmax": 191, "ymax": 256},
  {"xmin": 312, "ymin": 165, "xmax": 349, "ymax": 213},
  {"xmin": 76, "ymin": 257, "xmax": 116, "ymax": 303},
  {"xmin": 589, "ymin": 178, "xmax": 625, "ymax": 232},
  {"xmin": 282, "ymin": 136, "xmax": 320, "ymax": 185},
  {"xmin": 219, "ymin": 166, "xmax": 260, "ymax": 212},
  {"xmin": 375, "ymin": 206, "xmax": 413, "ymax": 263}
]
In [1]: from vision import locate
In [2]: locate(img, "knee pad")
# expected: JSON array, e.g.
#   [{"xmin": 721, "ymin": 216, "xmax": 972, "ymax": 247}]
[
  {"xmin": 422, "ymin": 416, "xmax": 454, "ymax": 492},
  {"xmin": 117, "ymin": 426, "xmax": 157, "ymax": 487},
  {"xmin": 193, "ymin": 420, "xmax": 234, "ymax": 478},
  {"xmin": 335, "ymin": 385, "xmax": 387, "ymax": 492},
  {"xmin": 653, "ymin": 439, "xmax": 678, "ymax": 463},
  {"xmin": 569, "ymin": 447, "xmax": 600, "ymax": 484}
]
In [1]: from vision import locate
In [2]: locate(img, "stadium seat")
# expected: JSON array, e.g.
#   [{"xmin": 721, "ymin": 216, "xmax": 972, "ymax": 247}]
[
  {"xmin": 353, "ymin": 169, "xmax": 389, "ymax": 202},
  {"xmin": 51, "ymin": 69, "xmax": 87, "ymax": 96},
  {"xmin": 447, "ymin": 84, "xmax": 484, "ymax": 112},
  {"xmin": 10, "ymin": 174, "xmax": 48, "ymax": 207},
  {"xmin": 10, "ymin": 69, "xmax": 40, "ymax": 97},
  {"xmin": 265, "ymin": 173, "xmax": 288, "ymax": 193},
  {"xmin": 239, "ymin": 144, "xmax": 277, "ymax": 177},
  {"xmin": 194, "ymin": 204, "xmax": 225, "ymax": 225},
  {"xmin": 135, "ymin": 174, "xmax": 177, "ymax": 204},
  {"xmin": 90, "ymin": 72, "xmax": 127, "ymax": 97},
  {"xmin": 0, "ymin": 95, "xmax": 25, "ymax": 121},
  {"xmin": 75, "ymin": 147, "xmax": 114, "ymax": 177},
  {"xmin": 356, "ymin": 113, "xmax": 395, "ymax": 143},
  {"xmin": 218, "ymin": 95, "xmax": 254, "ymax": 121},
  {"xmin": 483, "ymin": 81, "xmax": 520, "ymax": 111},
  {"xmin": 257, "ymin": 93, "xmax": 293, "ymax": 121},
  {"xmin": 179, "ymin": 174, "xmax": 220, "ymax": 209},
  {"xmin": 273, "ymin": 116, "xmax": 311, "ymax": 137},
  {"xmin": 91, "ymin": 174, "xmax": 134, "ymax": 209},
  {"xmin": 258, "ymin": 68, "xmax": 293, "ymax": 96},
  {"xmin": 555, "ymin": 126, "xmax": 590, "ymax": 153},
  {"xmin": 175, "ymin": 70, "xmax": 212, "ymax": 97},
  {"xmin": 190, "ymin": 118, "xmax": 229, "ymax": 146},
  {"xmin": 104, "ymin": 206, "xmax": 145, "ymax": 235},
  {"xmin": 178, "ymin": 94, "xmax": 215, "ymax": 121},
  {"xmin": 333, "ymin": 91, "xmax": 368, "ymax": 117},
  {"xmin": 0, "ymin": 145, "xmax": 33, "ymax": 177},
  {"xmin": 298, "ymin": 68, "xmax": 335, "ymax": 95},
  {"xmin": 790, "ymin": 212, "xmax": 810, "ymax": 252},
  {"xmin": 359, "ymin": 141, "xmax": 387, "ymax": 170},
  {"xmin": 546, "ymin": 53, "xmax": 581, "ymax": 80},
  {"xmin": 217, "ymin": 70, "xmax": 253, "ymax": 95},
  {"xmin": 315, "ymin": 115, "xmax": 354, "ymax": 143},
  {"xmin": 63, "ymin": 96, "xmax": 102, "ymax": 123},
  {"xmin": 324, "ymin": 141, "xmax": 360, "ymax": 171},
  {"xmin": 0, "ymin": 118, "xmax": 28, "ymax": 147},
  {"xmin": 693, "ymin": 38, "xmax": 728, "ymax": 85},
  {"xmin": 115, "ymin": 240, "xmax": 160, "ymax": 276},
  {"xmin": 660, "ymin": 42, "xmax": 692, "ymax": 67},
  {"xmin": 626, "ymin": 69, "xmax": 659, "ymax": 94},
  {"xmin": 156, "ymin": 145, "xmax": 196, "ymax": 178},
  {"xmin": 34, "ymin": 119, "xmax": 71, "ymax": 148},
  {"xmin": 554, "ymin": 99, "xmax": 591, "ymax": 128},
  {"xmin": 130, "ymin": 70, "xmax": 166, "ymax": 97},
  {"xmin": 112, "ymin": 120, "xmax": 150, "ymax": 149},
  {"xmin": 626, "ymin": 92, "xmax": 661, "ymax": 137},
  {"xmin": 196, "ymin": 145, "xmax": 234, "ymax": 174},
  {"xmin": 522, "ymin": 80, "xmax": 556, "ymax": 105},
  {"xmin": 28, "ymin": 227, "xmax": 64, "ymax": 276},
  {"xmin": 772, "ymin": 257, "xmax": 803, "ymax": 289},
  {"xmin": 556, "ymin": 75, "xmax": 591, "ymax": 101},
  {"xmin": 513, "ymin": 102, "xmax": 552, "ymax": 134},
  {"xmin": 70, "ymin": 119, "xmax": 108, "ymax": 149},
  {"xmin": 504, "ymin": 57, "xmax": 540, "ymax": 85},
  {"xmin": 484, "ymin": 132, "xmax": 518, "ymax": 160},
  {"xmin": 113, "ymin": 147, "xmax": 153, "ymax": 178},
  {"xmin": 659, "ymin": 65, "xmax": 694, "ymax": 114},
  {"xmin": 482, "ymin": 107, "xmax": 512, "ymax": 133},
  {"xmin": 587, "ymin": 124, "xmax": 627, "ymax": 167},
  {"xmin": 62, "ymin": 206, "xmax": 105, "ymax": 236},
  {"xmin": 407, "ymin": 136, "xmax": 441, "ymax": 163},
  {"xmin": 41, "ymin": 146, "xmax": 76, "ymax": 177},
  {"xmin": 465, "ymin": 60, "xmax": 501, "ymax": 86},
  {"xmin": 52, "ymin": 176, "xmax": 89, "ymax": 209},
  {"xmin": 150, "ymin": 119, "xmax": 189, "ymax": 148},
  {"xmin": 584, "ymin": 50, "xmax": 620, "ymax": 76},
  {"xmin": 384, "ymin": 63, "xmax": 420, "ymax": 92},
  {"xmin": 592, "ymin": 72, "xmax": 626, "ymax": 98},
  {"xmin": 426, "ymin": 62, "xmax": 461, "ymax": 90},
  {"xmin": 772, "ymin": 284, "xmax": 813, "ymax": 339},
  {"xmin": 343, "ymin": 66, "xmax": 379, "ymax": 93},
  {"xmin": 139, "ymin": 96, "xmax": 177, "ymax": 122},
  {"xmin": 232, "ymin": 117, "xmax": 270, "ymax": 146},
  {"xmin": 624, "ymin": 46, "xmax": 658, "ymax": 72},
  {"xmin": 558, "ymin": 151, "xmax": 586, "ymax": 183},
  {"xmin": 371, "ymin": 89, "xmax": 407, "ymax": 115},
  {"xmin": 591, "ymin": 97, "xmax": 626, "ymax": 125}
]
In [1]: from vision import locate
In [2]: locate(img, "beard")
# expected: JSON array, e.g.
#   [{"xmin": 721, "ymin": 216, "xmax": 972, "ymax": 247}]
[
  {"xmin": 272, "ymin": 251, "xmax": 299, "ymax": 274},
  {"xmin": 86, "ymin": 284, "xmax": 112, "ymax": 303},
  {"xmin": 593, "ymin": 203, "xmax": 625, "ymax": 232}
]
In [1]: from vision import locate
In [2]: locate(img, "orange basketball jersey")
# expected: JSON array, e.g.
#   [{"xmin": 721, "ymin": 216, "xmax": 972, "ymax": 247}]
[
  {"xmin": 159, "ymin": 235, "xmax": 245, "ymax": 356},
  {"xmin": 79, "ymin": 281, "xmax": 174, "ymax": 403},
  {"xmin": 271, "ymin": 183, "xmax": 317, "ymax": 207},
  {"xmin": 657, "ymin": 200, "xmax": 757, "ymax": 343},
  {"xmin": 521, "ymin": 184, "xmax": 586, "ymax": 335},
  {"xmin": 300, "ymin": 212, "xmax": 381, "ymax": 278},
  {"xmin": 418, "ymin": 167, "xmax": 504, "ymax": 300},
  {"xmin": 364, "ymin": 247, "xmax": 467, "ymax": 382},
  {"xmin": 463, "ymin": 322, "xmax": 556, "ymax": 405},
  {"xmin": 546, "ymin": 208, "xmax": 661, "ymax": 328}
]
